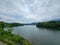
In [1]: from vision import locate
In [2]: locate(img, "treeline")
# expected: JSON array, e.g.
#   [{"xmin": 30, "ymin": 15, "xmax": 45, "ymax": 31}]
[
  {"xmin": 36, "ymin": 21, "xmax": 60, "ymax": 29},
  {"xmin": 0, "ymin": 21, "xmax": 24, "ymax": 28}
]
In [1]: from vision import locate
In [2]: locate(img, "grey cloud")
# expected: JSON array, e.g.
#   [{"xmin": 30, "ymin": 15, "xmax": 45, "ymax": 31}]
[{"xmin": 0, "ymin": 0, "xmax": 60, "ymax": 23}]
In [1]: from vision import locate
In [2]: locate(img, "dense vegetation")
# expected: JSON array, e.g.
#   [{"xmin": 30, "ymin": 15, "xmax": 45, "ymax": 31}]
[
  {"xmin": 36, "ymin": 21, "xmax": 60, "ymax": 30},
  {"xmin": 0, "ymin": 21, "xmax": 24, "ymax": 28},
  {"xmin": 0, "ymin": 21, "xmax": 32, "ymax": 45}
]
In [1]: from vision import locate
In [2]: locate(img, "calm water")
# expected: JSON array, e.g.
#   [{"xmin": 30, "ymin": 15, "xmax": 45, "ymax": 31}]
[{"xmin": 13, "ymin": 25, "xmax": 60, "ymax": 45}]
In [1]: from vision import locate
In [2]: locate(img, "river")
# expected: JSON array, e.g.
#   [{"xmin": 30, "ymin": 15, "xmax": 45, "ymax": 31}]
[{"xmin": 13, "ymin": 25, "xmax": 60, "ymax": 45}]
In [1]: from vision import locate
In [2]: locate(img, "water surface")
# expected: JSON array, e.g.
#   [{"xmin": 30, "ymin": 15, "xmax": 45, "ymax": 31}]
[{"xmin": 13, "ymin": 25, "xmax": 60, "ymax": 45}]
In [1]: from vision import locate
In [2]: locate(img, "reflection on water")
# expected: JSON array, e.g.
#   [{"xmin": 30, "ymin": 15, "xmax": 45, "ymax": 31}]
[{"xmin": 12, "ymin": 25, "xmax": 60, "ymax": 45}]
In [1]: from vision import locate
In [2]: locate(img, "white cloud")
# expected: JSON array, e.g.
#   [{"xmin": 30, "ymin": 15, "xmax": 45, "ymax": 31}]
[{"xmin": 0, "ymin": 0, "xmax": 60, "ymax": 23}]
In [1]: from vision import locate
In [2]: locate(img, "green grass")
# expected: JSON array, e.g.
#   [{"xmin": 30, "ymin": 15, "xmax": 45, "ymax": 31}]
[
  {"xmin": 0, "ymin": 21, "xmax": 31, "ymax": 45},
  {"xmin": 0, "ymin": 28, "xmax": 32, "ymax": 45}
]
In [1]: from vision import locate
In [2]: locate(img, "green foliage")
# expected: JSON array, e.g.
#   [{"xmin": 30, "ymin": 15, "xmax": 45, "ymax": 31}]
[
  {"xmin": 0, "ymin": 21, "xmax": 24, "ymax": 28},
  {"xmin": 0, "ymin": 22, "xmax": 5, "ymax": 28},
  {"xmin": 0, "ymin": 21, "xmax": 31, "ymax": 45},
  {"xmin": 36, "ymin": 21, "xmax": 60, "ymax": 30},
  {"xmin": 0, "ymin": 28, "xmax": 32, "ymax": 45},
  {"xmin": 9, "ymin": 23, "xmax": 24, "ymax": 27}
]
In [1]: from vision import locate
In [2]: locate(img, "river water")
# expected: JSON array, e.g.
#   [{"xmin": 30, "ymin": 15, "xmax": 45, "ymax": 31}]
[{"xmin": 13, "ymin": 25, "xmax": 60, "ymax": 45}]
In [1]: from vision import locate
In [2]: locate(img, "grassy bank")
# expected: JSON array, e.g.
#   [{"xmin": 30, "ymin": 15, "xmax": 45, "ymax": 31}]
[
  {"xmin": 0, "ymin": 21, "xmax": 32, "ymax": 45},
  {"xmin": 0, "ymin": 28, "xmax": 32, "ymax": 45}
]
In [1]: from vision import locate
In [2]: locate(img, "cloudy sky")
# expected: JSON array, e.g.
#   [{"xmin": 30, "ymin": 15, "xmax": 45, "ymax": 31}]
[{"xmin": 0, "ymin": 0, "xmax": 60, "ymax": 23}]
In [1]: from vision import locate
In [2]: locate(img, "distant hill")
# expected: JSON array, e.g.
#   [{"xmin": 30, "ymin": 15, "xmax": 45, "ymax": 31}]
[
  {"xmin": 0, "ymin": 21, "xmax": 24, "ymax": 28},
  {"xmin": 36, "ymin": 20, "xmax": 60, "ymax": 30},
  {"xmin": 53, "ymin": 18, "xmax": 60, "ymax": 21},
  {"xmin": 23, "ymin": 22, "xmax": 38, "ymax": 25}
]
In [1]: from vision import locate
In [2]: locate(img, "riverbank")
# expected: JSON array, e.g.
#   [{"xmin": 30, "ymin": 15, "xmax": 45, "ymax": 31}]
[
  {"xmin": 0, "ymin": 21, "xmax": 32, "ymax": 45},
  {"xmin": 0, "ymin": 21, "xmax": 24, "ymax": 28},
  {"xmin": 0, "ymin": 28, "xmax": 32, "ymax": 45},
  {"xmin": 36, "ymin": 21, "xmax": 60, "ymax": 30}
]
